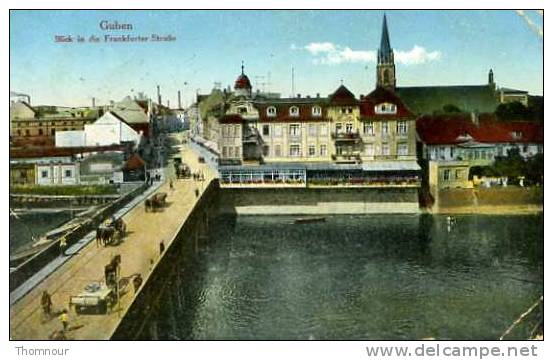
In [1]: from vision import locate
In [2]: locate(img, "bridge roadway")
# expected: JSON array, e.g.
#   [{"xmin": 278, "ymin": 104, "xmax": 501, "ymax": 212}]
[{"xmin": 10, "ymin": 136, "xmax": 216, "ymax": 340}]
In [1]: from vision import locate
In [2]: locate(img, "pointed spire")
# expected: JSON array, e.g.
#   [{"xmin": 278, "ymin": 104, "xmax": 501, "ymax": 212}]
[
  {"xmin": 241, "ymin": 60, "xmax": 244, "ymax": 75},
  {"xmin": 379, "ymin": 14, "xmax": 392, "ymax": 63}
]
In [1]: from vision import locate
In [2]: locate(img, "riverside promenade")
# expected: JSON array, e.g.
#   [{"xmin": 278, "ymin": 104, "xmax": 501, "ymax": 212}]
[{"xmin": 10, "ymin": 134, "xmax": 216, "ymax": 340}]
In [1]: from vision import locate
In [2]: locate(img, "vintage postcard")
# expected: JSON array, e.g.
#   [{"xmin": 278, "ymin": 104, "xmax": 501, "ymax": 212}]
[{"xmin": 9, "ymin": 9, "xmax": 543, "ymax": 347}]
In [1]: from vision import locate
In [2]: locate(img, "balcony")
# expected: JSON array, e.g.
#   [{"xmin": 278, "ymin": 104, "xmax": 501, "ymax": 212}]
[
  {"xmin": 331, "ymin": 130, "xmax": 361, "ymax": 143},
  {"xmin": 331, "ymin": 153, "xmax": 361, "ymax": 163}
]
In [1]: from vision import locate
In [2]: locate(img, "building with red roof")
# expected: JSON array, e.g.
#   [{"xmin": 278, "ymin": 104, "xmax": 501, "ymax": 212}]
[{"xmin": 417, "ymin": 114, "xmax": 543, "ymax": 167}]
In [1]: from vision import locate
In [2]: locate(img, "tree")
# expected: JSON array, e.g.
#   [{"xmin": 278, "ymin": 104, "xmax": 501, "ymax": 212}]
[
  {"xmin": 442, "ymin": 104, "xmax": 462, "ymax": 113},
  {"xmin": 495, "ymin": 102, "xmax": 531, "ymax": 121}
]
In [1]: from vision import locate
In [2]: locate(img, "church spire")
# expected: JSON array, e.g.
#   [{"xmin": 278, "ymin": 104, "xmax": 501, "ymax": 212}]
[
  {"xmin": 379, "ymin": 14, "xmax": 391, "ymax": 60},
  {"xmin": 376, "ymin": 14, "xmax": 396, "ymax": 91}
]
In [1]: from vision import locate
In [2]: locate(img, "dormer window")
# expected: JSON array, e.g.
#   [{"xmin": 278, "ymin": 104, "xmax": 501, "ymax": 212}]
[
  {"xmin": 289, "ymin": 106, "xmax": 299, "ymax": 117},
  {"xmin": 312, "ymin": 106, "xmax": 322, "ymax": 117},
  {"xmin": 511, "ymin": 131, "xmax": 522, "ymax": 140},
  {"xmin": 237, "ymin": 106, "xmax": 247, "ymax": 114},
  {"xmin": 375, "ymin": 103, "xmax": 397, "ymax": 114},
  {"xmin": 267, "ymin": 106, "xmax": 277, "ymax": 117}
]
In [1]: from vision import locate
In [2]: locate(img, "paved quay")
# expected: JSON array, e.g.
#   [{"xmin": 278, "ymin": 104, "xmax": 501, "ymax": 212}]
[{"xmin": 10, "ymin": 135, "xmax": 216, "ymax": 340}]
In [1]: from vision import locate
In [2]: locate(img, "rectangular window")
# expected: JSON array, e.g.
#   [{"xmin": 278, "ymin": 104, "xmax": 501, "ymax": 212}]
[
  {"xmin": 398, "ymin": 144, "xmax": 408, "ymax": 156},
  {"xmin": 455, "ymin": 169, "xmax": 464, "ymax": 180},
  {"xmin": 228, "ymin": 147, "xmax": 234, "ymax": 158},
  {"xmin": 308, "ymin": 124, "xmax": 317, "ymax": 137},
  {"xmin": 64, "ymin": 169, "xmax": 72, "ymax": 178},
  {"xmin": 222, "ymin": 147, "xmax": 228, "ymax": 158},
  {"xmin": 262, "ymin": 125, "xmax": 270, "ymax": 136},
  {"xmin": 364, "ymin": 122, "xmax": 374, "ymax": 135},
  {"xmin": 308, "ymin": 145, "xmax": 316, "ymax": 156},
  {"xmin": 381, "ymin": 144, "xmax": 390, "ymax": 156},
  {"xmin": 443, "ymin": 169, "xmax": 451, "ymax": 181},
  {"xmin": 41, "ymin": 171, "xmax": 48, "ymax": 178},
  {"xmin": 274, "ymin": 125, "xmax": 282, "ymax": 137},
  {"xmin": 289, "ymin": 124, "xmax": 300, "ymax": 136},
  {"xmin": 335, "ymin": 123, "xmax": 342, "ymax": 133},
  {"xmin": 365, "ymin": 144, "xmax": 374, "ymax": 156},
  {"xmin": 319, "ymin": 124, "xmax": 328, "ymax": 136},
  {"xmin": 235, "ymin": 146, "xmax": 241, "ymax": 158},
  {"xmin": 345, "ymin": 123, "xmax": 353, "ymax": 133},
  {"xmin": 275, "ymin": 144, "xmax": 282, "ymax": 157},
  {"xmin": 382, "ymin": 122, "xmax": 388, "ymax": 135},
  {"xmin": 320, "ymin": 144, "xmax": 327, "ymax": 156},
  {"xmin": 263, "ymin": 145, "xmax": 270, "ymax": 156},
  {"xmin": 397, "ymin": 121, "xmax": 408, "ymax": 134},
  {"xmin": 289, "ymin": 144, "xmax": 301, "ymax": 157}
]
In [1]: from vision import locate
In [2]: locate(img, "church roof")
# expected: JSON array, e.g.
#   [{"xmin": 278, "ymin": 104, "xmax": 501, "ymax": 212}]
[
  {"xmin": 396, "ymin": 85, "xmax": 499, "ymax": 115},
  {"xmin": 379, "ymin": 14, "xmax": 392, "ymax": 55}
]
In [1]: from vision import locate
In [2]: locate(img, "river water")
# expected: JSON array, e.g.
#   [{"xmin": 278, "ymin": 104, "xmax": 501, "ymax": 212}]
[
  {"xmin": 9, "ymin": 211, "xmax": 73, "ymax": 254},
  {"xmin": 164, "ymin": 214, "xmax": 543, "ymax": 340}
]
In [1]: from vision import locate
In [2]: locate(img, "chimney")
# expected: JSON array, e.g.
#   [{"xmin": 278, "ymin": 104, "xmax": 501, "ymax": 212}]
[
  {"xmin": 177, "ymin": 90, "xmax": 182, "ymax": 109},
  {"xmin": 157, "ymin": 85, "xmax": 162, "ymax": 105},
  {"xmin": 110, "ymin": 100, "xmax": 115, "ymax": 107},
  {"xmin": 316, "ymin": 93, "xmax": 320, "ymax": 98},
  {"xmin": 306, "ymin": 95, "xmax": 311, "ymax": 98},
  {"xmin": 92, "ymin": 97, "xmax": 96, "ymax": 108},
  {"xmin": 471, "ymin": 111, "xmax": 479, "ymax": 126},
  {"xmin": 297, "ymin": 93, "xmax": 301, "ymax": 98},
  {"xmin": 167, "ymin": 100, "xmax": 170, "ymax": 108}
]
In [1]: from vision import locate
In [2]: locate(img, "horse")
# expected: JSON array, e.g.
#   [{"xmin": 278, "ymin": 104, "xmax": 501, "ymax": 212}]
[
  {"xmin": 96, "ymin": 226, "xmax": 116, "ymax": 246},
  {"xmin": 113, "ymin": 218, "xmax": 126, "ymax": 239}
]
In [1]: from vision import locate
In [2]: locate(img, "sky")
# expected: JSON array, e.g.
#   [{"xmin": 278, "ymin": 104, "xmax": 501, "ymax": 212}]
[{"xmin": 10, "ymin": 10, "xmax": 544, "ymax": 107}]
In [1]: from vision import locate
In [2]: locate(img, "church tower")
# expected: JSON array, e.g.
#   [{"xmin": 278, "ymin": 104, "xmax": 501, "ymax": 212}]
[{"xmin": 376, "ymin": 14, "xmax": 396, "ymax": 91}]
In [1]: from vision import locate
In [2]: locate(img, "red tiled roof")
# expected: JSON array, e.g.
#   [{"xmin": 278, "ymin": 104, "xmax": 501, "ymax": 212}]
[
  {"xmin": 328, "ymin": 85, "xmax": 358, "ymax": 106},
  {"xmin": 10, "ymin": 144, "xmax": 125, "ymax": 159},
  {"xmin": 256, "ymin": 103, "xmax": 328, "ymax": 122},
  {"xmin": 416, "ymin": 115, "xmax": 544, "ymax": 145},
  {"xmin": 124, "ymin": 153, "xmax": 145, "ymax": 170},
  {"xmin": 360, "ymin": 87, "xmax": 414, "ymax": 119}
]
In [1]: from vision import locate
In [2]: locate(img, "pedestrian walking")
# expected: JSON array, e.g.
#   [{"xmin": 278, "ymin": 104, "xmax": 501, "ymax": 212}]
[
  {"xmin": 159, "ymin": 241, "xmax": 165, "ymax": 254},
  {"xmin": 59, "ymin": 236, "xmax": 67, "ymax": 256},
  {"xmin": 169, "ymin": 179, "xmax": 174, "ymax": 191},
  {"xmin": 195, "ymin": 188, "xmax": 199, "ymax": 198},
  {"xmin": 41, "ymin": 290, "xmax": 52, "ymax": 317},
  {"xmin": 133, "ymin": 274, "xmax": 143, "ymax": 293},
  {"xmin": 59, "ymin": 309, "xmax": 69, "ymax": 331}
]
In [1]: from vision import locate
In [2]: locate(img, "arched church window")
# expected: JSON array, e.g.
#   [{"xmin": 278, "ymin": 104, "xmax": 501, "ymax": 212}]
[{"xmin": 383, "ymin": 69, "xmax": 391, "ymax": 84}]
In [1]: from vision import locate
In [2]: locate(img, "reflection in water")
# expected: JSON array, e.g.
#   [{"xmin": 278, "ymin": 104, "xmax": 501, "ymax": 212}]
[{"xmin": 160, "ymin": 214, "xmax": 543, "ymax": 340}]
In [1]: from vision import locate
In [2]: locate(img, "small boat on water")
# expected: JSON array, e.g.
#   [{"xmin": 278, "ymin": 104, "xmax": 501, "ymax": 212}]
[{"xmin": 294, "ymin": 217, "xmax": 326, "ymax": 224}]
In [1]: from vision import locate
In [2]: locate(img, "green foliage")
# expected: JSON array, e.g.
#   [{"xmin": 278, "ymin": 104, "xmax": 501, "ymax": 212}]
[
  {"xmin": 495, "ymin": 99, "xmax": 543, "ymax": 122},
  {"xmin": 10, "ymin": 184, "xmax": 118, "ymax": 196},
  {"xmin": 487, "ymin": 148, "xmax": 543, "ymax": 184},
  {"xmin": 442, "ymin": 104, "xmax": 462, "ymax": 113}
]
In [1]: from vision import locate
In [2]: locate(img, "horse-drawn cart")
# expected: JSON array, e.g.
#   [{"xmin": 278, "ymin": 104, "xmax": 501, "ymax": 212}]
[
  {"xmin": 145, "ymin": 192, "xmax": 167, "ymax": 212},
  {"xmin": 69, "ymin": 282, "xmax": 115, "ymax": 314}
]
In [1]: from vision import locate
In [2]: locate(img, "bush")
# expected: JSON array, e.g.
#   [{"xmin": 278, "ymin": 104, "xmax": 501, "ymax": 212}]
[{"xmin": 10, "ymin": 184, "xmax": 119, "ymax": 196}]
